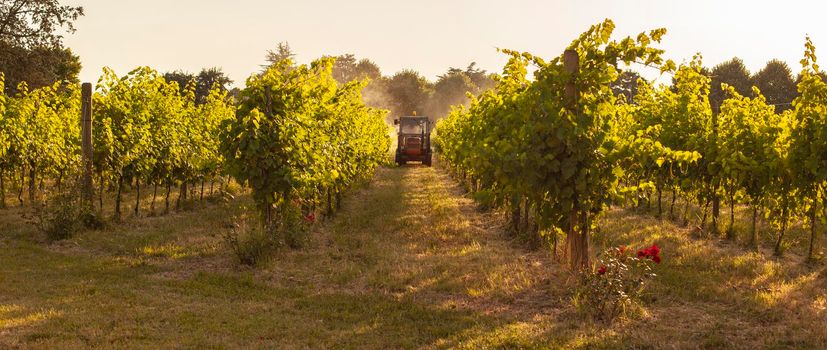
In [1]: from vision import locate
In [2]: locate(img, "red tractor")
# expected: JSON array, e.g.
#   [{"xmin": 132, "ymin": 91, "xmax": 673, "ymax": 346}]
[{"xmin": 394, "ymin": 116, "xmax": 432, "ymax": 166}]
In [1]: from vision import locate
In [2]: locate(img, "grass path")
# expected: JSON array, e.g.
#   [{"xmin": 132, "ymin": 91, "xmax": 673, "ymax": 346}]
[
  {"xmin": 0, "ymin": 165, "xmax": 561, "ymax": 349},
  {"xmin": 1, "ymin": 165, "xmax": 826, "ymax": 349}
]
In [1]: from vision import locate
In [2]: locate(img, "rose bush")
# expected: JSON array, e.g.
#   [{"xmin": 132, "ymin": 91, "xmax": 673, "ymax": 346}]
[{"xmin": 573, "ymin": 244, "xmax": 662, "ymax": 322}]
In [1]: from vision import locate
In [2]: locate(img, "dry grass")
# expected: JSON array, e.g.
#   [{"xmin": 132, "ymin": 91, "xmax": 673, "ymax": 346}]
[{"xmin": 0, "ymin": 164, "xmax": 825, "ymax": 349}]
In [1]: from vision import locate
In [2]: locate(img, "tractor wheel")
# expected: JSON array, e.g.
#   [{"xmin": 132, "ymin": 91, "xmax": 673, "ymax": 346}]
[{"xmin": 424, "ymin": 156, "xmax": 432, "ymax": 167}]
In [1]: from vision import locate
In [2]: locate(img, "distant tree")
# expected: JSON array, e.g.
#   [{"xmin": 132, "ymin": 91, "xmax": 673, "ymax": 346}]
[
  {"xmin": 0, "ymin": 42, "xmax": 80, "ymax": 94},
  {"xmin": 351, "ymin": 59, "xmax": 389, "ymax": 114},
  {"xmin": 195, "ymin": 67, "xmax": 232, "ymax": 103},
  {"xmin": 360, "ymin": 76, "xmax": 393, "ymax": 115},
  {"xmin": 331, "ymin": 54, "xmax": 358, "ymax": 84},
  {"xmin": 331, "ymin": 55, "xmax": 384, "ymax": 85},
  {"xmin": 164, "ymin": 70, "xmax": 195, "ymax": 91},
  {"xmin": 0, "ymin": 0, "xmax": 83, "ymax": 93},
  {"xmin": 164, "ymin": 68, "xmax": 232, "ymax": 104},
  {"xmin": 263, "ymin": 42, "xmax": 295, "ymax": 70},
  {"xmin": 354, "ymin": 59, "xmax": 382, "ymax": 81},
  {"xmin": 463, "ymin": 62, "xmax": 495, "ymax": 91},
  {"xmin": 611, "ymin": 70, "xmax": 643, "ymax": 103},
  {"xmin": 0, "ymin": 0, "xmax": 84, "ymax": 47},
  {"xmin": 751, "ymin": 60, "xmax": 796, "ymax": 112},
  {"xmin": 709, "ymin": 58, "xmax": 752, "ymax": 113},
  {"xmin": 428, "ymin": 69, "xmax": 475, "ymax": 118},
  {"xmin": 385, "ymin": 70, "xmax": 433, "ymax": 118},
  {"xmin": 427, "ymin": 64, "xmax": 493, "ymax": 119}
]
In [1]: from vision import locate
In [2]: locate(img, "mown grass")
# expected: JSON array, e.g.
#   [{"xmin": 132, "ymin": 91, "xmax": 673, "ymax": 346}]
[{"xmin": 0, "ymin": 163, "xmax": 825, "ymax": 349}]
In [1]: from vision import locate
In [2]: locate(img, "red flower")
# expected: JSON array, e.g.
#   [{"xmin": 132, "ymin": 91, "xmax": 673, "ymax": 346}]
[
  {"xmin": 637, "ymin": 244, "xmax": 663, "ymax": 263},
  {"xmin": 303, "ymin": 213, "xmax": 316, "ymax": 223},
  {"xmin": 597, "ymin": 265, "xmax": 607, "ymax": 275}
]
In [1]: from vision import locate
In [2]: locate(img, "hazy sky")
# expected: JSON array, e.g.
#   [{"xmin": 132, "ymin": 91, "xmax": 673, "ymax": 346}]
[{"xmin": 63, "ymin": 0, "xmax": 827, "ymax": 87}]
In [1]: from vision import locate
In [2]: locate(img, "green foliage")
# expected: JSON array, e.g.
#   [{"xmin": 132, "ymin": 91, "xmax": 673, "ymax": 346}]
[
  {"xmin": 0, "ymin": 79, "xmax": 80, "ymax": 204},
  {"xmin": 0, "ymin": 0, "xmax": 84, "ymax": 48},
  {"xmin": 436, "ymin": 19, "xmax": 672, "ymax": 268},
  {"xmin": 0, "ymin": 43, "xmax": 82, "ymax": 95},
  {"xmin": 27, "ymin": 179, "xmax": 94, "ymax": 241},
  {"xmin": 752, "ymin": 59, "xmax": 797, "ymax": 112},
  {"xmin": 436, "ymin": 21, "xmax": 827, "ymax": 265},
  {"xmin": 93, "ymin": 66, "xmax": 234, "ymax": 217},
  {"xmin": 385, "ymin": 69, "xmax": 433, "ymax": 117},
  {"xmin": 788, "ymin": 37, "xmax": 827, "ymax": 259},
  {"xmin": 709, "ymin": 57, "xmax": 752, "ymax": 112},
  {"xmin": 427, "ymin": 64, "xmax": 494, "ymax": 119},
  {"xmin": 223, "ymin": 219, "xmax": 278, "ymax": 266},
  {"xmin": 471, "ymin": 189, "xmax": 497, "ymax": 211},
  {"xmin": 718, "ymin": 84, "xmax": 786, "ymax": 241},
  {"xmin": 0, "ymin": 73, "xmax": 7, "ymax": 164},
  {"xmin": 615, "ymin": 59, "xmax": 707, "ymax": 212},
  {"xmin": 221, "ymin": 57, "xmax": 390, "ymax": 228}
]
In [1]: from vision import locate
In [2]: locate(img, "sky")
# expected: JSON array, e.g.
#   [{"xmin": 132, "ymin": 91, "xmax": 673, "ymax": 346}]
[{"xmin": 63, "ymin": 0, "xmax": 827, "ymax": 87}]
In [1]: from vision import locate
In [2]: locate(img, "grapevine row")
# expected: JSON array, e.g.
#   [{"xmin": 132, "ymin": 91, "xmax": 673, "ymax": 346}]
[
  {"xmin": 0, "ymin": 57, "xmax": 391, "ymax": 232},
  {"xmin": 219, "ymin": 57, "xmax": 390, "ymax": 229},
  {"xmin": 435, "ymin": 19, "xmax": 827, "ymax": 266}
]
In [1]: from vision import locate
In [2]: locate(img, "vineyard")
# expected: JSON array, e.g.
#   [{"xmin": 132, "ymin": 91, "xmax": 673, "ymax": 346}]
[
  {"xmin": 1, "ymin": 16, "xmax": 827, "ymax": 349},
  {"xmin": 435, "ymin": 20, "xmax": 827, "ymax": 267},
  {"xmin": 0, "ymin": 57, "xmax": 390, "ymax": 242}
]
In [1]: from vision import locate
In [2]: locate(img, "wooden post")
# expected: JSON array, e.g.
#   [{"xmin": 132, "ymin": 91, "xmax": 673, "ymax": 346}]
[
  {"xmin": 81, "ymin": 83, "xmax": 94, "ymax": 209},
  {"xmin": 563, "ymin": 49, "xmax": 589, "ymax": 270},
  {"xmin": 563, "ymin": 49, "xmax": 579, "ymax": 109}
]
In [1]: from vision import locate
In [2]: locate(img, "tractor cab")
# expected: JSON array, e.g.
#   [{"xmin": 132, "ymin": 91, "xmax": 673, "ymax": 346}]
[{"xmin": 394, "ymin": 115, "xmax": 433, "ymax": 166}]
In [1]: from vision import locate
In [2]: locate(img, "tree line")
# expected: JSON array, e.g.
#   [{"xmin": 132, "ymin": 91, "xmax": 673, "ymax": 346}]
[
  {"xmin": 266, "ymin": 42, "xmax": 496, "ymax": 121},
  {"xmin": 613, "ymin": 57, "xmax": 825, "ymax": 113}
]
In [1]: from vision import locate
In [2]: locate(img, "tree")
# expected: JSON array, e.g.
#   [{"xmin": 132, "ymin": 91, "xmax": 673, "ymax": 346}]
[
  {"xmin": 164, "ymin": 68, "xmax": 232, "ymax": 105},
  {"xmin": 752, "ymin": 59, "xmax": 796, "ymax": 112},
  {"xmin": 331, "ymin": 55, "xmax": 383, "ymax": 84},
  {"xmin": 0, "ymin": 0, "xmax": 83, "ymax": 48},
  {"xmin": 195, "ymin": 67, "xmax": 232, "ymax": 104},
  {"xmin": 385, "ymin": 70, "xmax": 432, "ymax": 118},
  {"xmin": 351, "ymin": 58, "xmax": 388, "ymax": 112},
  {"xmin": 163, "ymin": 71, "xmax": 195, "ymax": 92},
  {"xmin": 0, "ymin": 74, "xmax": 10, "ymax": 208},
  {"xmin": 611, "ymin": 70, "xmax": 643, "ymax": 103},
  {"xmin": 709, "ymin": 57, "xmax": 751, "ymax": 113},
  {"xmin": 427, "ymin": 65, "xmax": 492, "ymax": 119},
  {"xmin": 331, "ymin": 54, "xmax": 358, "ymax": 84},
  {"xmin": 0, "ymin": 42, "xmax": 80, "ymax": 94},
  {"xmin": 3, "ymin": 81, "xmax": 80, "ymax": 203},
  {"xmin": 263, "ymin": 42, "xmax": 295, "ymax": 70},
  {"xmin": 354, "ymin": 59, "xmax": 382, "ymax": 81},
  {"xmin": 463, "ymin": 62, "xmax": 495, "ymax": 92}
]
